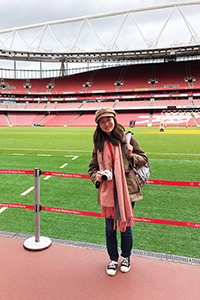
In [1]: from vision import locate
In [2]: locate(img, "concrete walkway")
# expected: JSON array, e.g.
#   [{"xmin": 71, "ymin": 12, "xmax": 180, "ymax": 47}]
[{"xmin": 0, "ymin": 235, "xmax": 200, "ymax": 300}]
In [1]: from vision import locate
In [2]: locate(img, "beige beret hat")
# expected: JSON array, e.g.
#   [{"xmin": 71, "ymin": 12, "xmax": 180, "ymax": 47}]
[{"xmin": 95, "ymin": 107, "xmax": 116, "ymax": 123}]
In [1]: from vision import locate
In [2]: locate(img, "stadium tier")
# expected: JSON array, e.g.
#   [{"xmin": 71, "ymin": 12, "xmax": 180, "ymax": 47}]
[
  {"xmin": 85, "ymin": 67, "xmax": 123, "ymax": 92},
  {"xmin": 150, "ymin": 112, "xmax": 196, "ymax": 127},
  {"xmin": 188, "ymin": 61, "xmax": 200, "ymax": 87},
  {"xmin": 1, "ymin": 61, "xmax": 200, "ymax": 96},
  {"xmin": 45, "ymin": 102, "xmax": 82, "ymax": 109},
  {"xmin": 115, "ymin": 112, "xmax": 150, "ymax": 127},
  {"xmin": 0, "ymin": 103, "xmax": 5, "ymax": 108},
  {"xmin": 115, "ymin": 100, "xmax": 151, "ymax": 108},
  {"xmin": 153, "ymin": 62, "xmax": 188, "ymax": 89},
  {"xmin": 153, "ymin": 99, "xmax": 191, "ymax": 107},
  {"xmin": 52, "ymin": 72, "xmax": 94, "ymax": 93},
  {"xmin": 7, "ymin": 113, "xmax": 45, "ymax": 126},
  {"xmin": 81, "ymin": 101, "xmax": 115, "ymax": 109},
  {"xmin": 193, "ymin": 99, "xmax": 200, "ymax": 106},
  {"xmin": 2, "ymin": 79, "xmax": 27, "ymax": 94},
  {"xmin": 68, "ymin": 113, "xmax": 96, "ymax": 126},
  {"xmin": 27, "ymin": 103, "xmax": 47, "ymax": 109},
  {"xmin": 27, "ymin": 79, "xmax": 53, "ymax": 93},
  {"xmin": 118, "ymin": 64, "xmax": 152, "ymax": 91},
  {"xmin": 1, "ymin": 110, "xmax": 199, "ymax": 127},
  {"xmin": 0, "ymin": 61, "xmax": 199, "ymax": 127},
  {"xmin": 6, "ymin": 103, "xmax": 27, "ymax": 109},
  {"xmin": 40, "ymin": 113, "xmax": 81, "ymax": 126},
  {"xmin": 0, "ymin": 113, "xmax": 8, "ymax": 126}
]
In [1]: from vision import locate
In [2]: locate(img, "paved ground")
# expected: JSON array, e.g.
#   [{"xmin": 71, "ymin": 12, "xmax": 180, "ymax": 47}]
[{"xmin": 1, "ymin": 234, "xmax": 200, "ymax": 300}]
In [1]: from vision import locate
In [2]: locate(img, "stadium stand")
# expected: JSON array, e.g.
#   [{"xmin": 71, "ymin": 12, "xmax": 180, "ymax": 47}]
[
  {"xmin": 151, "ymin": 113, "xmax": 162, "ymax": 127},
  {"xmin": 188, "ymin": 61, "xmax": 200, "ymax": 87},
  {"xmin": 40, "ymin": 113, "xmax": 80, "ymax": 126},
  {"xmin": 158, "ymin": 112, "xmax": 198, "ymax": 127},
  {"xmin": 118, "ymin": 64, "xmax": 152, "ymax": 91},
  {"xmin": 46, "ymin": 102, "xmax": 82, "ymax": 109},
  {"xmin": 0, "ymin": 113, "xmax": 8, "ymax": 126},
  {"xmin": 6, "ymin": 103, "xmax": 27, "ymax": 109},
  {"xmin": 115, "ymin": 100, "xmax": 151, "ymax": 108},
  {"xmin": 193, "ymin": 99, "xmax": 200, "ymax": 106},
  {"xmin": 68, "ymin": 113, "xmax": 96, "ymax": 127},
  {"xmin": 81, "ymin": 101, "xmax": 115, "ymax": 109},
  {"xmin": 116, "ymin": 112, "xmax": 150, "ymax": 127},
  {"xmin": 1, "ymin": 79, "xmax": 27, "ymax": 94},
  {"xmin": 153, "ymin": 99, "xmax": 191, "ymax": 107},
  {"xmin": 27, "ymin": 103, "xmax": 47, "ymax": 109},
  {"xmin": 0, "ymin": 102, "xmax": 6, "ymax": 108},
  {"xmin": 153, "ymin": 62, "xmax": 189, "ymax": 89},
  {"xmin": 7, "ymin": 113, "xmax": 45, "ymax": 126},
  {"xmin": 0, "ymin": 61, "xmax": 199, "ymax": 127},
  {"xmin": 28, "ymin": 79, "xmax": 53, "ymax": 94},
  {"xmin": 52, "ymin": 72, "xmax": 94, "ymax": 94},
  {"xmin": 45, "ymin": 102, "xmax": 57, "ymax": 109},
  {"xmin": 86, "ymin": 67, "xmax": 123, "ymax": 92}
]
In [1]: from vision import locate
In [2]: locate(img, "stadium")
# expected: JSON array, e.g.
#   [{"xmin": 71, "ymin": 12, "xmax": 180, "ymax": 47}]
[
  {"xmin": 0, "ymin": 2, "xmax": 200, "ymax": 299},
  {"xmin": 0, "ymin": 2, "xmax": 200, "ymax": 127}
]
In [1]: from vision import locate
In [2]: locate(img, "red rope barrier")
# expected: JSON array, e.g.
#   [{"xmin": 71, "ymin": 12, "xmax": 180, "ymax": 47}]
[
  {"xmin": 41, "ymin": 171, "xmax": 90, "ymax": 179},
  {"xmin": 40, "ymin": 206, "xmax": 200, "ymax": 228},
  {"xmin": 42, "ymin": 171, "xmax": 199, "ymax": 186},
  {"xmin": 41, "ymin": 206, "xmax": 102, "ymax": 217},
  {"xmin": 0, "ymin": 169, "xmax": 34, "ymax": 175},
  {"xmin": 0, "ymin": 202, "xmax": 199, "ymax": 228},
  {"xmin": 0, "ymin": 169, "xmax": 200, "ymax": 228},
  {"xmin": 0, "ymin": 169, "xmax": 199, "ymax": 187},
  {"xmin": 147, "ymin": 179, "xmax": 200, "ymax": 187},
  {"xmin": 134, "ymin": 217, "xmax": 200, "ymax": 228},
  {"xmin": 0, "ymin": 202, "xmax": 34, "ymax": 210}
]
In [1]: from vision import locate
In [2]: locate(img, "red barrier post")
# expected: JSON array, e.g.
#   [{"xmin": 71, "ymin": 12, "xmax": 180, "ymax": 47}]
[{"xmin": 24, "ymin": 168, "xmax": 52, "ymax": 251}]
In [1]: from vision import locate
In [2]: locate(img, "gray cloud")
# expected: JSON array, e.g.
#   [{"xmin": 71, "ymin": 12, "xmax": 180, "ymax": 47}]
[
  {"xmin": 0, "ymin": 0, "xmax": 199, "ymax": 69},
  {"xmin": 0, "ymin": 0, "xmax": 198, "ymax": 29}
]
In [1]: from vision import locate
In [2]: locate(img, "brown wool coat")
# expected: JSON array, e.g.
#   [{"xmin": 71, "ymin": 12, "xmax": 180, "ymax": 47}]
[{"xmin": 88, "ymin": 132, "xmax": 149, "ymax": 205}]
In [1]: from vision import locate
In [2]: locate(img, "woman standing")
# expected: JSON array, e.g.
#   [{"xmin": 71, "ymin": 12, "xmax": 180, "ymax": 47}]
[{"xmin": 88, "ymin": 108, "xmax": 148, "ymax": 276}]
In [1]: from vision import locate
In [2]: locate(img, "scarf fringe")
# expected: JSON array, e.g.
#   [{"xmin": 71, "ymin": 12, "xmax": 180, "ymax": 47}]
[
  {"xmin": 101, "ymin": 206, "xmax": 115, "ymax": 219},
  {"xmin": 102, "ymin": 206, "xmax": 135, "ymax": 232},
  {"xmin": 114, "ymin": 216, "xmax": 135, "ymax": 232}
]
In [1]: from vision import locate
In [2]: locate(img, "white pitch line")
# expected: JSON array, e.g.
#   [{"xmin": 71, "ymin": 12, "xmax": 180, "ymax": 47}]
[
  {"xmin": 12, "ymin": 153, "xmax": 25, "ymax": 155},
  {"xmin": 146, "ymin": 152, "xmax": 200, "ymax": 156},
  {"xmin": 21, "ymin": 186, "xmax": 34, "ymax": 196},
  {"xmin": 60, "ymin": 163, "xmax": 68, "ymax": 169},
  {"xmin": 44, "ymin": 175, "xmax": 52, "ymax": 180},
  {"xmin": 37, "ymin": 154, "xmax": 51, "ymax": 156},
  {"xmin": 72, "ymin": 156, "xmax": 79, "ymax": 160},
  {"xmin": 0, "ymin": 207, "xmax": 7, "ymax": 213},
  {"xmin": 0, "ymin": 148, "xmax": 90, "ymax": 152}
]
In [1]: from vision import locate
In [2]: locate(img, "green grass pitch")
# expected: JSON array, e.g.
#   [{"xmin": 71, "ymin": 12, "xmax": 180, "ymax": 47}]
[{"xmin": 0, "ymin": 126, "xmax": 199, "ymax": 258}]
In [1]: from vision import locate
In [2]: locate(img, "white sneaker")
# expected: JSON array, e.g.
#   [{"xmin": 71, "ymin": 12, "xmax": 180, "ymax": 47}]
[
  {"xmin": 120, "ymin": 256, "xmax": 130, "ymax": 273},
  {"xmin": 106, "ymin": 260, "xmax": 118, "ymax": 276}
]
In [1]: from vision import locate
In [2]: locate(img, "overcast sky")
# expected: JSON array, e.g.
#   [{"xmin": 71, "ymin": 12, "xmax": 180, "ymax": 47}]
[
  {"xmin": 0, "ymin": 0, "xmax": 199, "ymax": 70},
  {"xmin": 0, "ymin": 0, "xmax": 199, "ymax": 28}
]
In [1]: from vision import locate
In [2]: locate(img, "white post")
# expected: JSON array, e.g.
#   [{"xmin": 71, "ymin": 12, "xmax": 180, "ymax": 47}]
[
  {"xmin": 35, "ymin": 168, "xmax": 40, "ymax": 242},
  {"xmin": 24, "ymin": 168, "xmax": 52, "ymax": 251}
]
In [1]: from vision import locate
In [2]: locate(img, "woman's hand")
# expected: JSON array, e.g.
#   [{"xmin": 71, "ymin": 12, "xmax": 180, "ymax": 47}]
[
  {"xmin": 126, "ymin": 143, "xmax": 133, "ymax": 158},
  {"xmin": 97, "ymin": 171, "xmax": 103, "ymax": 182}
]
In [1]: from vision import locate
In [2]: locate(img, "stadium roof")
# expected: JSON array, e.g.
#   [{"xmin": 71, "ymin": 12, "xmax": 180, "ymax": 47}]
[
  {"xmin": 0, "ymin": 1, "xmax": 199, "ymax": 64},
  {"xmin": 0, "ymin": 44, "xmax": 199, "ymax": 64}
]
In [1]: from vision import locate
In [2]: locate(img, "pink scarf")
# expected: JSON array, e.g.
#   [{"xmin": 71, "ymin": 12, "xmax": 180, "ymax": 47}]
[{"xmin": 97, "ymin": 141, "xmax": 134, "ymax": 232}]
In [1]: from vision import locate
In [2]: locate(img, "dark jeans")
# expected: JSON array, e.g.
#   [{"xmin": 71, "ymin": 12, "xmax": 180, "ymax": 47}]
[{"xmin": 105, "ymin": 202, "xmax": 135, "ymax": 262}]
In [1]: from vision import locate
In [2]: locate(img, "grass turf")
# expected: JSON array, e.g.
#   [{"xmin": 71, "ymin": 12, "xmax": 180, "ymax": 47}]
[{"xmin": 0, "ymin": 126, "xmax": 199, "ymax": 258}]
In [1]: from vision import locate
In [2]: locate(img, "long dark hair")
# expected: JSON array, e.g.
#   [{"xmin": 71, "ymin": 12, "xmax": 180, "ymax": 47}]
[{"xmin": 93, "ymin": 118, "xmax": 125, "ymax": 151}]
